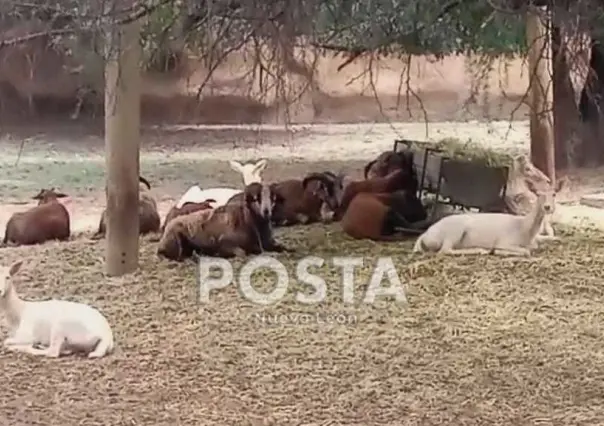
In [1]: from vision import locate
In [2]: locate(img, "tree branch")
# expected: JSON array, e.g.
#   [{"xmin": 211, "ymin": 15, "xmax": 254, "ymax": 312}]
[
  {"xmin": 0, "ymin": 0, "xmax": 175, "ymax": 51},
  {"xmin": 311, "ymin": 0, "xmax": 463, "ymax": 71}
]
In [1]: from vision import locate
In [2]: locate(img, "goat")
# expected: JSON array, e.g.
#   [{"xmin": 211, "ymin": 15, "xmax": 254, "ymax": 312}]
[
  {"xmin": 305, "ymin": 152, "xmax": 419, "ymax": 220},
  {"xmin": 158, "ymin": 183, "xmax": 289, "ymax": 260},
  {"xmin": 161, "ymin": 199, "xmax": 216, "ymax": 233},
  {"xmin": 227, "ymin": 174, "xmax": 336, "ymax": 226},
  {"xmin": 175, "ymin": 159, "xmax": 267, "ymax": 208},
  {"xmin": 412, "ymin": 189, "xmax": 555, "ymax": 256},
  {"xmin": 0, "ymin": 260, "xmax": 114, "ymax": 358},
  {"xmin": 157, "ymin": 209, "xmax": 216, "ymax": 261},
  {"xmin": 364, "ymin": 151, "xmax": 407, "ymax": 179},
  {"xmin": 272, "ymin": 178, "xmax": 337, "ymax": 226},
  {"xmin": 301, "ymin": 171, "xmax": 344, "ymax": 221},
  {"xmin": 3, "ymin": 188, "xmax": 70, "ymax": 246},
  {"xmin": 341, "ymin": 191, "xmax": 427, "ymax": 241},
  {"xmin": 93, "ymin": 176, "xmax": 161, "ymax": 239},
  {"xmin": 365, "ymin": 148, "xmax": 441, "ymax": 189}
]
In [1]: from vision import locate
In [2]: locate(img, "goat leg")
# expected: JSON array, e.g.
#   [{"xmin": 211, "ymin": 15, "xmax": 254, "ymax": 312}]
[
  {"xmin": 491, "ymin": 245, "xmax": 531, "ymax": 257},
  {"xmin": 214, "ymin": 235, "xmax": 249, "ymax": 258},
  {"xmin": 5, "ymin": 344, "xmax": 46, "ymax": 355},
  {"xmin": 260, "ymin": 230, "xmax": 290, "ymax": 253},
  {"xmin": 17, "ymin": 344, "xmax": 62, "ymax": 358},
  {"xmin": 384, "ymin": 209, "xmax": 422, "ymax": 235},
  {"xmin": 440, "ymin": 248, "xmax": 492, "ymax": 256},
  {"xmin": 4, "ymin": 336, "xmax": 31, "ymax": 347}
]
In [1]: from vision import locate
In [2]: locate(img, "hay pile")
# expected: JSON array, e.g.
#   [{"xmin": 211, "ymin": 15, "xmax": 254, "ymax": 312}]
[
  {"xmin": 407, "ymin": 137, "xmax": 513, "ymax": 167},
  {"xmin": 1, "ymin": 224, "xmax": 603, "ymax": 425}
]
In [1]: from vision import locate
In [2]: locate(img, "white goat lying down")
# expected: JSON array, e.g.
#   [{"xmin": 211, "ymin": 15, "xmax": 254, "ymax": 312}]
[
  {"xmin": 0, "ymin": 260, "xmax": 114, "ymax": 358},
  {"xmin": 413, "ymin": 190, "xmax": 553, "ymax": 256},
  {"xmin": 176, "ymin": 159, "xmax": 267, "ymax": 208}
]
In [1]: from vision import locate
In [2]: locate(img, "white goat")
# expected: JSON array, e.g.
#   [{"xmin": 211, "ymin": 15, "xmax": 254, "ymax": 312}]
[
  {"xmin": 0, "ymin": 260, "xmax": 114, "ymax": 358},
  {"xmin": 176, "ymin": 159, "xmax": 267, "ymax": 208},
  {"xmin": 412, "ymin": 189, "xmax": 554, "ymax": 257}
]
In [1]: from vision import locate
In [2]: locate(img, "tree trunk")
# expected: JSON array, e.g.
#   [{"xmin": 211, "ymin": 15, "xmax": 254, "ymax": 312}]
[
  {"xmin": 578, "ymin": 40, "xmax": 604, "ymax": 166},
  {"xmin": 552, "ymin": 24, "xmax": 580, "ymax": 171},
  {"xmin": 526, "ymin": 6, "xmax": 555, "ymax": 182},
  {"xmin": 104, "ymin": 16, "xmax": 141, "ymax": 276}
]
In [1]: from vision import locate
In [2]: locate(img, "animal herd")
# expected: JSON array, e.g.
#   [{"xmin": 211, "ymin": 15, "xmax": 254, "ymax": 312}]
[{"xmin": 0, "ymin": 147, "xmax": 565, "ymax": 359}]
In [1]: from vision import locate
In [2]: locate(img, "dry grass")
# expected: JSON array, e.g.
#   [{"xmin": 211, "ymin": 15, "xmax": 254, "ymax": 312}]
[
  {"xmin": 1, "ymin": 225, "xmax": 604, "ymax": 425},
  {"xmin": 406, "ymin": 137, "xmax": 514, "ymax": 167}
]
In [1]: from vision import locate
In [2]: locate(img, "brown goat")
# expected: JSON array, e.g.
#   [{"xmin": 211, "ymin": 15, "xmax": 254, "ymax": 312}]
[
  {"xmin": 364, "ymin": 151, "xmax": 408, "ymax": 179},
  {"xmin": 341, "ymin": 191, "xmax": 427, "ymax": 241},
  {"xmin": 227, "ymin": 178, "xmax": 332, "ymax": 227},
  {"xmin": 93, "ymin": 176, "xmax": 161, "ymax": 239},
  {"xmin": 158, "ymin": 183, "xmax": 289, "ymax": 261},
  {"xmin": 3, "ymin": 188, "xmax": 70, "ymax": 246},
  {"xmin": 161, "ymin": 199, "xmax": 216, "ymax": 233},
  {"xmin": 157, "ymin": 209, "xmax": 216, "ymax": 261},
  {"xmin": 305, "ymin": 157, "xmax": 418, "ymax": 221}
]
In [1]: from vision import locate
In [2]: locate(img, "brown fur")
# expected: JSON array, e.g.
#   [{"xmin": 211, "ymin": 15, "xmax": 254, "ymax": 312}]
[
  {"xmin": 3, "ymin": 189, "xmax": 70, "ymax": 246},
  {"xmin": 269, "ymin": 180, "xmax": 325, "ymax": 226},
  {"xmin": 364, "ymin": 151, "xmax": 407, "ymax": 179},
  {"xmin": 339, "ymin": 168, "xmax": 415, "ymax": 219},
  {"xmin": 161, "ymin": 200, "xmax": 215, "ymax": 232},
  {"xmin": 341, "ymin": 192, "xmax": 427, "ymax": 241},
  {"xmin": 159, "ymin": 183, "xmax": 288, "ymax": 261},
  {"xmin": 157, "ymin": 209, "xmax": 216, "ymax": 261},
  {"xmin": 93, "ymin": 176, "xmax": 161, "ymax": 239},
  {"xmin": 227, "ymin": 180, "xmax": 326, "ymax": 226}
]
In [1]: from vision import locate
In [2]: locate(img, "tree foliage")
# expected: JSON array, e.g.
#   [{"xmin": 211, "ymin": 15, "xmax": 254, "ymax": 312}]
[{"xmin": 2, "ymin": 0, "xmax": 604, "ymax": 65}]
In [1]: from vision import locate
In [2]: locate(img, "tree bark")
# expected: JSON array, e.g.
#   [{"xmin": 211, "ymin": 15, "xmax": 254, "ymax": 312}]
[
  {"xmin": 526, "ymin": 6, "xmax": 555, "ymax": 182},
  {"xmin": 578, "ymin": 40, "xmax": 604, "ymax": 166},
  {"xmin": 552, "ymin": 24, "xmax": 577, "ymax": 171},
  {"xmin": 104, "ymin": 15, "xmax": 141, "ymax": 276}
]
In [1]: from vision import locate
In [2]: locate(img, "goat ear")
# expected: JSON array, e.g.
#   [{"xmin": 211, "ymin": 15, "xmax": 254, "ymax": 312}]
[
  {"xmin": 9, "ymin": 260, "xmax": 23, "ymax": 276},
  {"xmin": 254, "ymin": 159, "xmax": 267, "ymax": 172},
  {"xmin": 229, "ymin": 160, "xmax": 242, "ymax": 172},
  {"xmin": 55, "ymin": 192, "xmax": 68, "ymax": 198}
]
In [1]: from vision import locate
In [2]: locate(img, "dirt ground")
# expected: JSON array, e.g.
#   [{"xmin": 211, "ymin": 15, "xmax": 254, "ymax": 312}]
[{"xmin": 1, "ymin": 120, "xmax": 604, "ymax": 425}]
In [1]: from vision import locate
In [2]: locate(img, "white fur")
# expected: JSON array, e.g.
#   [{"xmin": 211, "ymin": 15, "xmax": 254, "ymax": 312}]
[
  {"xmin": 506, "ymin": 155, "xmax": 565, "ymax": 239},
  {"xmin": 176, "ymin": 159, "xmax": 267, "ymax": 208},
  {"xmin": 412, "ymin": 192, "xmax": 552, "ymax": 257},
  {"xmin": 0, "ymin": 261, "xmax": 114, "ymax": 358},
  {"xmin": 228, "ymin": 159, "xmax": 267, "ymax": 185},
  {"xmin": 176, "ymin": 187, "xmax": 240, "ymax": 208}
]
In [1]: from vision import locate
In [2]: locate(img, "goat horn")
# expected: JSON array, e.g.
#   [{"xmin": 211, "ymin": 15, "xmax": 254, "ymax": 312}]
[
  {"xmin": 363, "ymin": 160, "xmax": 377, "ymax": 178},
  {"xmin": 321, "ymin": 171, "xmax": 338, "ymax": 180},
  {"xmin": 139, "ymin": 176, "xmax": 151, "ymax": 190},
  {"xmin": 302, "ymin": 173, "xmax": 335, "ymax": 189}
]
